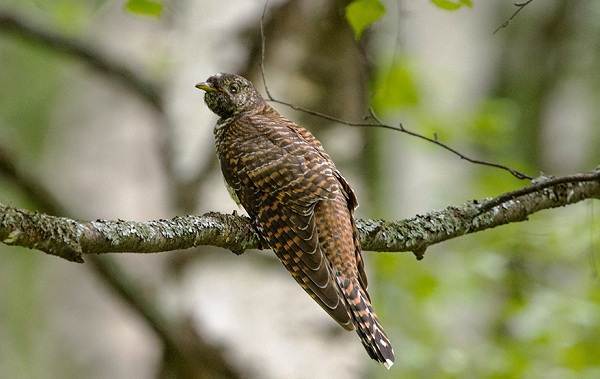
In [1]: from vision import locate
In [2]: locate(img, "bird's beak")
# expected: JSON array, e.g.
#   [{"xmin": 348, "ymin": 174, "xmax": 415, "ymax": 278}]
[{"xmin": 195, "ymin": 82, "xmax": 216, "ymax": 92}]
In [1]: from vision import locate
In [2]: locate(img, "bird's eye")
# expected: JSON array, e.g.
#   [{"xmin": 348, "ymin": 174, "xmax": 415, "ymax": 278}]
[{"xmin": 229, "ymin": 83, "xmax": 240, "ymax": 94}]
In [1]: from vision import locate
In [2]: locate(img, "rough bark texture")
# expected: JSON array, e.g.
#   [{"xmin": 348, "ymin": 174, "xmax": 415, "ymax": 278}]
[{"xmin": 2, "ymin": 171, "xmax": 598, "ymax": 262}]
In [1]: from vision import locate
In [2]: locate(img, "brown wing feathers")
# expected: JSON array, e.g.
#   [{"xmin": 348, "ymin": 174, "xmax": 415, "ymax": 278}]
[
  {"xmin": 256, "ymin": 193, "xmax": 353, "ymax": 329},
  {"xmin": 218, "ymin": 107, "xmax": 394, "ymax": 367}
]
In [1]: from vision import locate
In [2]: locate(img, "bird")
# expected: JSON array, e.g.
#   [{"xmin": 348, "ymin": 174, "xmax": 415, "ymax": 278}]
[{"xmin": 196, "ymin": 73, "xmax": 395, "ymax": 369}]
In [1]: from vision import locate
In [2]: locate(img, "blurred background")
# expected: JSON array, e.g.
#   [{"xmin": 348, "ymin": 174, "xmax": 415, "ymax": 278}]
[{"xmin": 1, "ymin": 0, "xmax": 599, "ymax": 378}]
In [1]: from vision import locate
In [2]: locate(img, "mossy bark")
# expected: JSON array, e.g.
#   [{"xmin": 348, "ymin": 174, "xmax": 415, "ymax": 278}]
[{"xmin": 2, "ymin": 172, "xmax": 598, "ymax": 262}]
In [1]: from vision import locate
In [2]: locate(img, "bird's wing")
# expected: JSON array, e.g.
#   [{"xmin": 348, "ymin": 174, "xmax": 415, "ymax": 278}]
[
  {"xmin": 232, "ymin": 113, "xmax": 353, "ymax": 329},
  {"xmin": 290, "ymin": 121, "xmax": 369, "ymax": 291}
]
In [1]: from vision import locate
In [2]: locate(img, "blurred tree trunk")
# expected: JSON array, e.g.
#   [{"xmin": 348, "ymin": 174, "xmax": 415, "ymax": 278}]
[
  {"xmin": 489, "ymin": 0, "xmax": 580, "ymax": 349},
  {"xmin": 492, "ymin": 0, "xmax": 576, "ymax": 170}
]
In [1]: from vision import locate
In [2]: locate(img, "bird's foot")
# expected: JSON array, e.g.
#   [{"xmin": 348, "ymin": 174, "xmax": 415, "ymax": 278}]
[{"xmin": 250, "ymin": 219, "xmax": 269, "ymax": 250}]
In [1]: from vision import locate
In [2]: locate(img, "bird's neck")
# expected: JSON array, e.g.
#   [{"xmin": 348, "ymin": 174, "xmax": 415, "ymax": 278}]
[
  {"xmin": 217, "ymin": 102, "xmax": 271, "ymax": 126},
  {"xmin": 216, "ymin": 114, "xmax": 235, "ymax": 130}
]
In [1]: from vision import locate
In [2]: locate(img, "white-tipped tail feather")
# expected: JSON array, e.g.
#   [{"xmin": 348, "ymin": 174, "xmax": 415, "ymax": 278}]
[{"xmin": 338, "ymin": 277, "xmax": 395, "ymax": 369}]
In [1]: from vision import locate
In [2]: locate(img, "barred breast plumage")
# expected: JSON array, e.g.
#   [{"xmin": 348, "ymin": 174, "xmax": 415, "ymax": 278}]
[{"xmin": 198, "ymin": 73, "xmax": 395, "ymax": 368}]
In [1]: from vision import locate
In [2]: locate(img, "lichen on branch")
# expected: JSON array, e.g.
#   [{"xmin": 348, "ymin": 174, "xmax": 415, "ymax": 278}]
[{"xmin": 1, "ymin": 170, "xmax": 598, "ymax": 262}]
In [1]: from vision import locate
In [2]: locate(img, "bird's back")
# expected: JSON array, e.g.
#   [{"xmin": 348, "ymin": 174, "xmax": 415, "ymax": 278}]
[{"xmin": 214, "ymin": 104, "xmax": 394, "ymax": 368}]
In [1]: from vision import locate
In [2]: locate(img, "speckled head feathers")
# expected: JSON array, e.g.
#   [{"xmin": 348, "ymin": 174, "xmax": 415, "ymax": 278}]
[{"xmin": 196, "ymin": 73, "xmax": 264, "ymax": 118}]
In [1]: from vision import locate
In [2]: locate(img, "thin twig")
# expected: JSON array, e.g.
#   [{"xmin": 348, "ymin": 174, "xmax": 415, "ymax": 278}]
[
  {"xmin": 2, "ymin": 172, "xmax": 599, "ymax": 259},
  {"xmin": 478, "ymin": 170, "xmax": 600, "ymax": 214},
  {"xmin": 182, "ymin": 1, "xmax": 294, "ymax": 213},
  {"xmin": 259, "ymin": 0, "xmax": 272, "ymax": 100},
  {"xmin": 494, "ymin": 0, "xmax": 536, "ymax": 34},
  {"xmin": 366, "ymin": 109, "xmax": 532, "ymax": 180},
  {"xmin": 258, "ymin": 2, "xmax": 532, "ymax": 181}
]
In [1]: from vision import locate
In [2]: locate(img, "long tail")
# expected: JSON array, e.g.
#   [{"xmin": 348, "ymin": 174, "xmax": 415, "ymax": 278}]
[{"xmin": 340, "ymin": 278, "xmax": 395, "ymax": 369}]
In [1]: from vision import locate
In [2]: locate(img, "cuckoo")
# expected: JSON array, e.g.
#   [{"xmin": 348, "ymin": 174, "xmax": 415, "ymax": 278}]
[{"xmin": 196, "ymin": 73, "xmax": 395, "ymax": 368}]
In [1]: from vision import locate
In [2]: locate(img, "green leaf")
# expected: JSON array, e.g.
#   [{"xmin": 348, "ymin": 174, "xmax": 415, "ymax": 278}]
[
  {"xmin": 431, "ymin": 0, "xmax": 473, "ymax": 11},
  {"xmin": 124, "ymin": 0, "xmax": 163, "ymax": 17},
  {"xmin": 345, "ymin": 0, "xmax": 385, "ymax": 40}
]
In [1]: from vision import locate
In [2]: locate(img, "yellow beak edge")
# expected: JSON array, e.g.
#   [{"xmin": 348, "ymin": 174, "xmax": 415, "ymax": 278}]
[{"xmin": 195, "ymin": 82, "xmax": 216, "ymax": 92}]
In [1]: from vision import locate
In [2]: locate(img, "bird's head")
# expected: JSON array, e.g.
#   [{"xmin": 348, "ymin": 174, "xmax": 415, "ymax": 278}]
[{"xmin": 195, "ymin": 73, "xmax": 264, "ymax": 118}]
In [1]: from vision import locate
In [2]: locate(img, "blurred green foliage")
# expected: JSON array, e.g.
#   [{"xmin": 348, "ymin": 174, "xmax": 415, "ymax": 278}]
[
  {"xmin": 0, "ymin": 41, "xmax": 62, "ymax": 158},
  {"xmin": 2, "ymin": 0, "xmax": 104, "ymax": 31},
  {"xmin": 345, "ymin": 0, "xmax": 385, "ymax": 40},
  {"xmin": 124, "ymin": 0, "xmax": 163, "ymax": 17},
  {"xmin": 0, "ymin": 1, "xmax": 107, "ymax": 377},
  {"xmin": 0, "ymin": 1, "xmax": 599, "ymax": 378},
  {"xmin": 465, "ymin": 99, "xmax": 519, "ymax": 153},
  {"xmin": 430, "ymin": 0, "xmax": 473, "ymax": 11},
  {"xmin": 372, "ymin": 61, "xmax": 420, "ymax": 112},
  {"xmin": 362, "ymin": 3, "xmax": 600, "ymax": 379}
]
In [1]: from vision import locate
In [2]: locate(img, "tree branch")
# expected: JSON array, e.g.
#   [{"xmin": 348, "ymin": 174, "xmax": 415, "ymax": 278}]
[
  {"xmin": 0, "ymin": 10, "xmax": 162, "ymax": 111},
  {"xmin": 478, "ymin": 170, "xmax": 600, "ymax": 213},
  {"xmin": 0, "ymin": 11, "xmax": 197, "ymax": 212},
  {"xmin": 258, "ymin": 3, "xmax": 532, "ymax": 181},
  {"xmin": 0, "ymin": 146, "xmax": 242, "ymax": 379},
  {"xmin": 494, "ymin": 0, "xmax": 536, "ymax": 34},
  {"xmin": 2, "ymin": 170, "xmax": 598, "ymax": 262},
  {"xmin": 0, "ymin": 145, "xmax": 63, "ymax": 215},
  {"xmin": 88, "ymin": 255, "xmax": 240, "ymax": 379}
]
